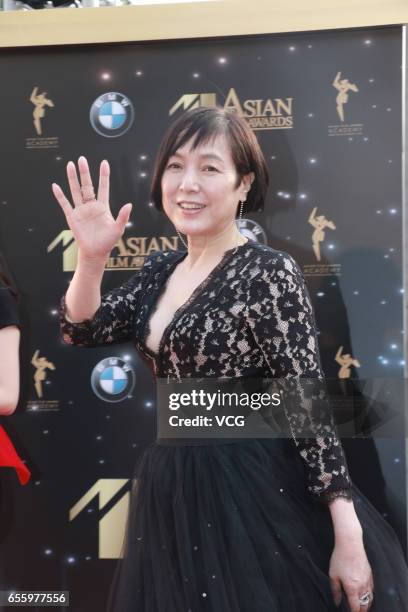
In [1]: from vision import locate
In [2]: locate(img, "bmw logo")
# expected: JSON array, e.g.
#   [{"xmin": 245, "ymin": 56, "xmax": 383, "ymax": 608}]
[
  {"xmin": 91, "ymin": 357, "xmax": 135, "ymax": 402},
  {"xmin": 236, "ymin": 218, "xmax": 267, "ymax": 244},
  {"xmin": 90, "ymin": 92, "xmax": 134, "ymax": 138}
]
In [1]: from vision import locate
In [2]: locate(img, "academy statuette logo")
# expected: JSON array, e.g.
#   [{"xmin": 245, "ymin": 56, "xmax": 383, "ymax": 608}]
[{"xmin": 90, "ymin": 92, "xmax": 134, "ymax": 138}]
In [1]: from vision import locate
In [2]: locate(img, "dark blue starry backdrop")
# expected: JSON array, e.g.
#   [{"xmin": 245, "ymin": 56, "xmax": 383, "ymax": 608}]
[{"xmin": 0, "ymin": 24, "xmax": 405, "ymax": 610}]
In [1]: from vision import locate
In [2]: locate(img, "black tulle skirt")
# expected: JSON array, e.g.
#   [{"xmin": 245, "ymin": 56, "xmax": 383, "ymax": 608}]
[{"xmin": 108, "ymin": 438, "xmax": 408, "ymax": 611}]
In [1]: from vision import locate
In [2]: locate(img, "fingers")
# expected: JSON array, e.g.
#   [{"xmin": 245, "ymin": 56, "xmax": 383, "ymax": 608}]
[
  {"xmin": 52, "ymin": 183, "xmax": 73, "ymax": 220},
  {"xmin": 347, "ymin": 592, "xmax": 362, "ymax": 612},
  {"xmin": 115, "ymin": 203, "xmax": 132, "ymax": 233},
  {"xmin": 346, "ymin": 588, "xmax": 374, "ymax": 612},
  {"xmin": 66, "ymin": 161, "xmax": 83, "ymax": 207},
  {"xmin": 330, "ymin": 577, "xmax": 342, "ymax": 607},
  {"xmin": 97, "ymin": 159, "xmax": 110, "ymax": 205},
  {"xmin": 78, "ymin": 156, "xmax": 96, "ymax": 202},
  {"xmin": 62, "ymin": 156, "xmax": 108, "ymax": 210}
]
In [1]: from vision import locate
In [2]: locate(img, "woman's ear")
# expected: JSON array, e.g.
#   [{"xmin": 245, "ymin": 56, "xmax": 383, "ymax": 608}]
[{"xmin": 241, "ymin": 172, "xmax": 255, "ymax": 198}]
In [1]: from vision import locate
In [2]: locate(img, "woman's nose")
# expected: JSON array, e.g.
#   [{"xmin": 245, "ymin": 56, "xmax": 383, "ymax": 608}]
[{"xmin": 179, "ymin": 168, "xmax": 200, "ymax": 191}]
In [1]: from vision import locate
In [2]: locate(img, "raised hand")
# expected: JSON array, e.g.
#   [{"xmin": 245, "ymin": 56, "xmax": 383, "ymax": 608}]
[{"xmin": 52, "ymin": 156, "xmax": 132, "ymax": 260}]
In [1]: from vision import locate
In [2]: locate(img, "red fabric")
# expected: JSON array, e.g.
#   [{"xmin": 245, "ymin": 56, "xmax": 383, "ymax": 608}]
[{"xmin": 0, "ymin": 426, "xmax": 30, "ymax": 485}]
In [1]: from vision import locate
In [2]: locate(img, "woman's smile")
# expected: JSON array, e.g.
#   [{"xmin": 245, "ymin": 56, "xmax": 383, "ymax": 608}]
[{"xmin": 177, "ymin": 201, "xmax": 207, "ymax": 215}]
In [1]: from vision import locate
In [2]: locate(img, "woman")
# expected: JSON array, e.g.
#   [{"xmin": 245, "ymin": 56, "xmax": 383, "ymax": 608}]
[
  {"xmin": 0, "ymin": 264, "xmax": 30, "ymax": 485},
  {"xmin": 53, "ymin": 107, "xmax": 408, "ymax": 611}
]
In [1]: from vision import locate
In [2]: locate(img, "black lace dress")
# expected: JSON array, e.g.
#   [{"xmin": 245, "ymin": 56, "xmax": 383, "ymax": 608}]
[{"xmin": 59, "ymin": 240, "xmax": 408, "ymax": 611}]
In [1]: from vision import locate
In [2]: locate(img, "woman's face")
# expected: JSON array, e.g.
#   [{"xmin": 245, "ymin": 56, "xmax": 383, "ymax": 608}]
[{"xmin": 161, "ymin": 133, "xmax": 253, "ymax": 240}]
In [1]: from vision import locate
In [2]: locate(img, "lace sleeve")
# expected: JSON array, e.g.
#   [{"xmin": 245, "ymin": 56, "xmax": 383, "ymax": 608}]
[
  {"xmin": 59, "ymin": 256, "xmax": 155, "ymax": 347},
  {"xmin": 245, "ymin": 251, "xmax": 353, "ymax": 505}
]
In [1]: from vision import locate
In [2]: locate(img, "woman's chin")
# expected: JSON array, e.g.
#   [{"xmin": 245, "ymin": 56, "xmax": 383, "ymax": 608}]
[{"xmin": 176, "ymin": 220, "xmax": 213, "ymax": 237}]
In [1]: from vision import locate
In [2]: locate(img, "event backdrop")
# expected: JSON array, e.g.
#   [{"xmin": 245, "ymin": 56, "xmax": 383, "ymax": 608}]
[{"xmin": 0, "ymin": 24, "xmax": 405, "ymax": 611}]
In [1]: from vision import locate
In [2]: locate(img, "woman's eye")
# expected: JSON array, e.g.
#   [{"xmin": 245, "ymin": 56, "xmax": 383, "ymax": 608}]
[{"xmin": 166, "ymin": 163, "xmax": 218, "ymax": 172}]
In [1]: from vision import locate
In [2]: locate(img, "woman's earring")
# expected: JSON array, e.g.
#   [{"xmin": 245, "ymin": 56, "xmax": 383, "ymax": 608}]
[{"xmin": 238, "ymin": 199, "xmax": 245, "ymax": 222}]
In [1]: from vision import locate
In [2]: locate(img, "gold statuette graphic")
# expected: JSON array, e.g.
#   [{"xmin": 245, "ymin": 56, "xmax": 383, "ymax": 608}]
[
  {"xmin": 308, "ymin": 206, "xmax": 336, "ymax": 262},
  {"xmin": 332, "ymin": 72, "xmax": 359, "ymax": 123},
  {"xmin": 47, "ymin": 229, "xmax": 78, "ymax": 272},
  {"xmin": 30, "ymin": 87, "xmax": 54, "ymax": 136},
  {"xmin": 70, "ymin": 479, "xmax": 130, "ymax": 559},
  {"xmin": 335, "ymin": 346, "xmax": 361, "ymax": 379},
  {"xmin": 169, "ymin": 93, "xmax": 217, "ymax": 115},
  {"xmin": 31, "ymin": 349, "xmax": 55, "ymax": 398}
]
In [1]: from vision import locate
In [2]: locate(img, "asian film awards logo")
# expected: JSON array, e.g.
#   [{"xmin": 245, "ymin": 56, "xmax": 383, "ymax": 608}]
[
  {"xmin": 170, "ymin": 88, "xmax": 293, "ymax": 131},
  {"xmin": 47, "ymin": 230, "xmax": 181, "ymax": 272},
  {"xmin": 90, "ymin": 92, "xmax": 134, "ymax": 137}
]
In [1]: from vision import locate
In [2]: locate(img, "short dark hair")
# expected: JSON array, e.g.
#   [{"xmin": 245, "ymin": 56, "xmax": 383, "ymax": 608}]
[{"xmin": 150, "ymin": 106, "xmax": 269, "ymax": 217}]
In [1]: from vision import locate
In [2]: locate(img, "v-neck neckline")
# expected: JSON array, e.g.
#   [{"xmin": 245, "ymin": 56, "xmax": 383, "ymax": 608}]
[{"xmin": 141, "ymin": 240, "xmax": 251, "ymax": 360}]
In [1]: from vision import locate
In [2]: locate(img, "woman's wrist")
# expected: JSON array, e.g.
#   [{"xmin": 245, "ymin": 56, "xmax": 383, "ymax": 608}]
[
  {"xmin": 328, "ymin": 497, "xmax": 363, "ymax": 543},
  {"xmin": 334, "ymin": 523, "xmax": 363, "ymax": 547},
  {"xmin": 64, "ymin": 251, "xmax": 108, "ymax": 323},
  {"xmin": 74, "ymin": 252, "xmax": 109, "ymax": 290},
  {"xmin": 77, "ymin": 250, "xmax": 109, "ymax": 274}
]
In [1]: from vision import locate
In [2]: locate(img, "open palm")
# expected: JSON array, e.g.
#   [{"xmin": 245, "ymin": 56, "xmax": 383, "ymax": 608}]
[{"xmin": 52, "ymin": 156, "xmax": 132, "ymax": 260}]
